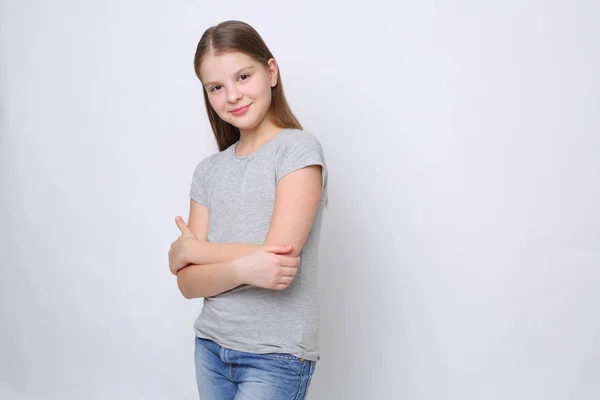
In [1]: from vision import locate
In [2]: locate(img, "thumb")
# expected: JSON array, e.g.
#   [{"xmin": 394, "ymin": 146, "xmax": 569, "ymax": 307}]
[
  {"xmin": 175, "ymin": 216, "xmax": 194, "ymax": 236},
  {"xmin": 262, "ymin": 244, "xmax": 293, "ymax": 254}
]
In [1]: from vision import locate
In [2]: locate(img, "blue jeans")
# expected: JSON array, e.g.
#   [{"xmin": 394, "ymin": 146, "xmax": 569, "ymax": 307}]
[{"xmin": 194, "ymin": 337, "xmax": 317, "ymax": 400}]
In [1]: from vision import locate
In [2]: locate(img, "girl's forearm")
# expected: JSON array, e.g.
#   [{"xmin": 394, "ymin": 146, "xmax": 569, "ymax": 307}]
[
  {"xmin": 177, "ymin": 260, "xmax": 241, "ymax": 299},
  {"xmin": 188, "ymin": 242, "xmax": 261, "ymax": 265}
]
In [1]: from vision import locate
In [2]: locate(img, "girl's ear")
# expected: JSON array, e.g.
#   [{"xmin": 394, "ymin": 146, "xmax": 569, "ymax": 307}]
[{"xmin": 267, "ymin": 58, "xmax": 279, "ymax": 87}]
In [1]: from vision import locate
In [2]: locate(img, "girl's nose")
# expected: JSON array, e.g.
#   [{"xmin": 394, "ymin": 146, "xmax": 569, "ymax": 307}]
[{"xmin": 228, "ymin": 87, "xmax": 242, "ymax": 103}]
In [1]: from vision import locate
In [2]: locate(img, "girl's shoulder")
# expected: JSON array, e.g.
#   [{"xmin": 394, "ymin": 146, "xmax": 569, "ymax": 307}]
[
  {"xmin": 279, "ymin": 128, "xmax": 321, "ymax": 143},
  {"xmin": 193, "ymin": 150, "xmax": 224, "ymax": 178},
  {"xmin": 277, "ymin": 129, "xmax": 325, "ymax": 154}
]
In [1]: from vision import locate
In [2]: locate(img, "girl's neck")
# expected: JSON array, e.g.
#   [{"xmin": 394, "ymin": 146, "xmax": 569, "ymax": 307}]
[{"xmin": 236, "ymin": 116, "xmax": 281, "ymax": 156}]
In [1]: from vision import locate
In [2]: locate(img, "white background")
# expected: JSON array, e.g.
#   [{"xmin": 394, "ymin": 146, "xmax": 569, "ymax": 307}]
[{"xmin": 1, "ymin": 1, "xmax": 599, "ymax": 399}]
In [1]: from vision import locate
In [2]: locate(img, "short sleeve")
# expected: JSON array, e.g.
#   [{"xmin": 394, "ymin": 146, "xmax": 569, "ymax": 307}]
[
  {"xmin": 189, "ymin": 158, "xmax": 209, "ymax": 206},
  {"xmin": 275, "ymin": 131, "xmax": 328, "ymax": 190}
]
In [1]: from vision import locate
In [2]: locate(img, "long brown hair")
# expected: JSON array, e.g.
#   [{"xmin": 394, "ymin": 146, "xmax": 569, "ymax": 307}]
[{"xmin": 193, "ymin": 20, "xmax": 302, "ymax": 151}]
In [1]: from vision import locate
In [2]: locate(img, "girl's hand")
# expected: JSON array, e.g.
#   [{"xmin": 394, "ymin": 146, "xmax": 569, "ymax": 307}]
[
  {"xmin": 169, "ymin": 217, "xmax": 200, "ymax": 275},
  {"xmin": 231, "ymin": 245, "xmax": 300, "ymax": 290}
]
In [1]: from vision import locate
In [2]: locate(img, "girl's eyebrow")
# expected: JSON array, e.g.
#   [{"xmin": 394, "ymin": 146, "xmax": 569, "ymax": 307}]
[{"xmin": 203, "ymin": 65, "xmax": 255, "ymax": 87}]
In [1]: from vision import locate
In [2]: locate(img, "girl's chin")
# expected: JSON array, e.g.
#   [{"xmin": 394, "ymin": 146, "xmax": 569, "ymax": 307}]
[{"xmin": 230, "ymin": 117, "xmax": 268, "ymax": 132}]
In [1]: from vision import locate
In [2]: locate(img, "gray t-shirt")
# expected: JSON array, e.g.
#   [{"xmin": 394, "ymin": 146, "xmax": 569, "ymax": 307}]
[{"xmin": 189, "ymin": 128, "xmax": 328, "ymax": 361}]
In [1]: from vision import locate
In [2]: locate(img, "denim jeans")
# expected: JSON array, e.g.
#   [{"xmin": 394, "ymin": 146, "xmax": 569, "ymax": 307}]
[{"xmin": 194, "ymin": 337, "xmax": 317, "ymax": 400}]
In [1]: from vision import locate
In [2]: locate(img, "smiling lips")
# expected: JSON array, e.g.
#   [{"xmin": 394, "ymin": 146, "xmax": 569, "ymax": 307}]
[{"xmin": 230, "ymin": 104, "xmax": 251, "ymax": 116}]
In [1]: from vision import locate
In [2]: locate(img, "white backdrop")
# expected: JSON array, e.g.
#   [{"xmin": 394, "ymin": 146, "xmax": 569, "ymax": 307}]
[{"xmin": 1, "ymin": 1, "xmax": 599, "ymax": 399}]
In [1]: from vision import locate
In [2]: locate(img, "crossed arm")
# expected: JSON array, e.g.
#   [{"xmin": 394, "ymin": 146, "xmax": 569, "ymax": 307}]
[{"xmin": 176, "ymin": 165, "xmax": 322, "ymax": 299}]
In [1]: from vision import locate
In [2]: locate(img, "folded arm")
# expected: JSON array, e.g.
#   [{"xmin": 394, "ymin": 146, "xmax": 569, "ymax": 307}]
[
  {"xmin": 176, "ymin": 165, "xmax": 322, "ymax": 298},
  {"xmin": 177, "ymin": 260, "xmax": 239, "ymax": 299},
  {"xmin": 174, "ymin": 201, "xmax": 243, "ymax": 298},
  {"xmin": 263, "ymin": 165, "xmax": 322, "ymax": 257},
  {"xmin": 183, "ymin": 163, "xmax": 322, "ymax": 264},
  {"xmin": 187, "ymin": 242, "xmax": 262, "ymax": 265}
]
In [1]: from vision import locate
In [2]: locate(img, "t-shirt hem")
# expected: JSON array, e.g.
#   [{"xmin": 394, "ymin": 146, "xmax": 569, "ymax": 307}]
[
  {"xmin": 189, "ymin": 192, "xmax": 208, "ymax": 207},
  {"xmin": 276, "ymin": 158, "xmax": 327, "ymax": 190},
  {"xmin": 194, "ymin": 332, "xmax": 320, "ymax": 362}
]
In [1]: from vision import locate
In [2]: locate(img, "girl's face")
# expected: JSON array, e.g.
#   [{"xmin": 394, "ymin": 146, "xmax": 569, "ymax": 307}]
[{"xmin": 199, "ymin": 51, "xmax": 278, "ymax": 133}]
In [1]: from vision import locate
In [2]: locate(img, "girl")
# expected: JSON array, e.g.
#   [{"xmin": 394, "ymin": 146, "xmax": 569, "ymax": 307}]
[{"xmin": 168, "ymin": 20, "xmax": 328, "ymax": 400}]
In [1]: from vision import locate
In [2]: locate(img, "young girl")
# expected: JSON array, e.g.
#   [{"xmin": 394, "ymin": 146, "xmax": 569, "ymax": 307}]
[{"xmin": 168, "ymin": 20, "xmax": 328, "ymax": 400}]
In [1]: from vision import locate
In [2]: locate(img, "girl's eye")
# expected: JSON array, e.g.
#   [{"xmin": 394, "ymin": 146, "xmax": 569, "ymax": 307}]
[
  {"xmin": 239, "ymin": 74, "xmax": 250, "ymax": 81},
  {"xmin": 210, "ymin": 85, "xmax": 222, "ymax": 92}
]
